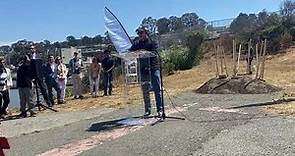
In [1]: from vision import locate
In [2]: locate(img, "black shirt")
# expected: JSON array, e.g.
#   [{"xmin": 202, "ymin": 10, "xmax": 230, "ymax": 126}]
[
  {"xmin": 17, "ymin": 64, "xmax": 33, "ymax": 88},
  {"xmin": 102, "ymin": 57, "xmax": 114, "ymax": 72},
  {"xmin": 130, "ymin": 37, "xmax": 160, "ymax": 70}
]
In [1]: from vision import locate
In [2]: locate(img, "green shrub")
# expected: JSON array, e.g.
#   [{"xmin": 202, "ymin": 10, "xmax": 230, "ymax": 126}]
[
  {"xmin": 160, "ymin": 31, "xmax": 205, "ymax": 74},
  {"xmin": 161, "ymin": 46, "xmax": 189, "ymax": 73}
]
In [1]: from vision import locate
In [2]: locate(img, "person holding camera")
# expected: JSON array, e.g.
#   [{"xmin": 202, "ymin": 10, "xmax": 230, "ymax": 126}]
[
  {"xmin": 69, "ymin": 52, "xmax": 83, "ymax": 99},
  {"xmin": 17, "ymin": 55, "xmax": 35, "ymax": 118},
  {"xmin": 0, "ymin": 57, "xmax": 13, "ymax": 119},
  {"xmin": 129, "ymin": 27, "xmax": 162, "ymax": 118}
]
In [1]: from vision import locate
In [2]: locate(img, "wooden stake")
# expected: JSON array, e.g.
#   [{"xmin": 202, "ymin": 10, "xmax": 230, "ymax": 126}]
[
  {"xmin": 222, "ymin": 46, "xmax": 229, "ymax": 77},
  {"xmin": 260, "ymin": 39, "xmax": 267, "ymax": 79},
  {"xmin": 218, "ymin": 46, "xmax": 224, "ymax": 75},
  {"xmin": 247, "ymin": 39, "xmax": 252, "ymax": 74},
  {"xmin": 233, "ymin": 40, "xmax": 237, "ymax": 77},
  {"xmin": 236, "ymin": 44, "xmax": 242, "ymax": 76},
  {"xmin": 255, "ymin": 44, "xmax": 260, "ymax": 79},
  {"xmin": 215, "ymin": 45, "xmax": 220, "ymax": 77}
]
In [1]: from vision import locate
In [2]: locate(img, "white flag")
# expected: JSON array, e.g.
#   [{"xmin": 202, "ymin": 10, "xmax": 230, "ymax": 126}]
[{"xmin": 104, "ymin": 7, "xmax": 132, "ymax": 54}]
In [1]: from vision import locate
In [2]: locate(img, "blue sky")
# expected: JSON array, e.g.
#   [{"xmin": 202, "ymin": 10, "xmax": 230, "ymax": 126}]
[{"xmin": 0, "ymin": 0, "xmax": 283, "ymax": 45}]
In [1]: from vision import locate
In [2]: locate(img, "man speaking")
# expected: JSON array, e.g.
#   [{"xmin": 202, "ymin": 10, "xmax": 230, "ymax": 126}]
[{"xmin": 130, "ymin": 27, "xmax": 162, "ymax": 118}]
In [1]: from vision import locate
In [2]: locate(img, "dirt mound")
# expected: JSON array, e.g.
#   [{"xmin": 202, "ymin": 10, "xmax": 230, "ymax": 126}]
[{"xmin": 196, "ymin": 76, "xmax": 282, "ymax": 94}]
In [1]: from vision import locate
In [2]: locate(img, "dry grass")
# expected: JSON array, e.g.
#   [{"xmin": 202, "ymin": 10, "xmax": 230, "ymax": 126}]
[
  {"xmin": 54, "ymin": 58, "xmax": 217, "ymax": 112},
  {"xmin": 263, "ymin": 47, "xmax": 295, "ymax": 116},
  {"xmin": 267, "ymin": 101, "xmax": 295, "ymax": 116},
  {"xmin": 46, "ymin": 46, "xmax": 295, "ymax": 115}
]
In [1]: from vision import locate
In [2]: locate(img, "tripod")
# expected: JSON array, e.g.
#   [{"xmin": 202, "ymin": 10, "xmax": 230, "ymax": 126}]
[{"xmin": 32, "ymin": 80, "xmax": 58, "ymax": 112}]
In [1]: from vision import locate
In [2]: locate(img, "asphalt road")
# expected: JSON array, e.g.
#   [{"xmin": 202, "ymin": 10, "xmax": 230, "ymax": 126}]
[{"xmin": 2, "ymin": 92, "xmax": 295, "ymax": 156}]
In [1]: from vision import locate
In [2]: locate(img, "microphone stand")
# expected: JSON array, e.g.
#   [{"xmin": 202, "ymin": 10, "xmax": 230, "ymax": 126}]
[{"xmin": 154, "ymin": 52, "xmax": 185, "ymax": 122}]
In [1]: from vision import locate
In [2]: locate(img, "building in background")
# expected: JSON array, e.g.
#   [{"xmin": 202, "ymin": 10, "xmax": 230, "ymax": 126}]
[{"xmin": 61, "ymin": 44, "xmax": 107, "ymax": 65}]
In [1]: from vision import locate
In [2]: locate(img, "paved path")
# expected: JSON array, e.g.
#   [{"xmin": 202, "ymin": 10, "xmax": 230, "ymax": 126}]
[{"xmin": 2, "ymin": 92, "xmax": 295, "ymax": 156}]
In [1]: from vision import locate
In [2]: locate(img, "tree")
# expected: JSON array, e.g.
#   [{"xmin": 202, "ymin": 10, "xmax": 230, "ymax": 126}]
[
  {"xmin": 197, "ymin": 18, "xmax": 207, "ymax": 29},
  {"xmin": 156, "ymin": 17, "xmax": 170, "ymax": 34},
  {"xmin": 257, "ymin": 10, "xmax": 268, "ymax": 27},
  {"xmin": 81, "ymin": 36, "xmax": 92, "ymax": 46},
  {"xmin": 281, "ymin": 0, "xmax": 295, "ymax": 17},
  {"xmin": 53, "ymin": 42, "xmax": 61, "ymax": 48},
  {"xmin": 181, "ymin": 13, "xmax": 199, "ymax": 28},
  {"xmin": 92, "ymin": 35, "xmax": 103, "ymax": 45},
  {"xmin": 169, "ymin": 16, "xmax": 184, "ymax": 32},
  {"xmin": 141, "ymin": 17, "xmax": 157, "ymax": 35},
  {"xmin": 66, "ymin": 35, "xmax": 78, "ymax": 47}
]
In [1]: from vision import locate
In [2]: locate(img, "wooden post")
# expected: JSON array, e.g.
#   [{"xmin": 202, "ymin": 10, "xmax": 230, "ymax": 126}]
[
  {"xmin": 218, "ymin": 46, "xmax": 224, "ymax": 75},
  {"xmin": 215, "ymin": 45, "xmax": 220, "ymax": 78},
  {"xmin": 233, "ymin": 40, "xmax": 237, "ymax": 77},
  {"xmin": 255, "ymin": 43, "xmax": 260, "ymax": 79},
  {"xmin": 258, "ymin": 41, "xmax": 264, "ymax": 79},
  {"xmin": 260, "ymin": 39, "xmax": 267, "ymax": 79},
  {"xmin": 247, "ymin": 39, "xmax": 252, "ymax": 74},
  {"xmin": 236, "ymin": 44, "xmax": 242, "ymax": 76},
  {"xmin": 222, "ymin": 46, "xmax": 229, "ymax": 77}
]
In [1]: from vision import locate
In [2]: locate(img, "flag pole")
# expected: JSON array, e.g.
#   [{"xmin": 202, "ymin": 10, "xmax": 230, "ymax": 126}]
[{"xmin": 105, "ymin": 7, "xmax": 132, "ymax": 43}]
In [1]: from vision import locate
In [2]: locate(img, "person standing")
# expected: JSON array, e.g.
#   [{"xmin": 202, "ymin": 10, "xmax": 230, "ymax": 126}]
[
  {"xmin": 43, "ymin": 55, "xmax": 61, "ymax": 105},
  {"xmin": 17, "ymin": 55, "xmax": 35, "ymax": 118},
  {"xmin": 69, "ymin": 52, "xmax": 83, "ymax": 99},
  {"xmin": 130, "ymin": 27, "xmax": 162, "ymax": 118},
  {"xmin": 101, "ymin": 48, "xmax": 114, "ymax": 96},
  {"xmin": 56, "ymin": 56, "xmax": 68, "ymax": 104},
  {"xmin": 88, "ymin": 57, "xmax": 101, "ymax": 97},
  {"xmin": 29, "ymin": 45, "xmax": 52, "ymax": 107},
  {"xmin": 0, "ymin": 57, "xmax": 13, "ymax": 119}
]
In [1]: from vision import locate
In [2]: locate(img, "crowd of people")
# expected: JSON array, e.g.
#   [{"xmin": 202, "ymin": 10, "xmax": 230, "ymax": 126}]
[
  {"xmin": 0, "ymin": 45, "xmax": 115, "ymax": 119},
  {"xmin": 0, "ymin": 26, "xmax": 163, "ymax": 119}
]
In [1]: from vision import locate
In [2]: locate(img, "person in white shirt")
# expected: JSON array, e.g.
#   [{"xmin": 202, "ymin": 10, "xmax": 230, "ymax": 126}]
[
  {"xmin": 56, "ymin": 56, "xmax": 68, "ymax": 103},
  {"xmin": 0, "ymin": 57, "xmax": 12, "ymax": 119}
]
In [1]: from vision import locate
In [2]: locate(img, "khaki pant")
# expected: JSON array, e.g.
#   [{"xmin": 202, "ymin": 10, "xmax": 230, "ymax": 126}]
[{"xmin": 72, "ymin": 74, "xmax": 82, "ymax": 96}]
